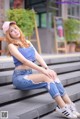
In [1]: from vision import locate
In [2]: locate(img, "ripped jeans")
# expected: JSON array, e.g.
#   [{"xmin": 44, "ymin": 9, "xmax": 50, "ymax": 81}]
[{"xmin": 12, "ymin": 69, "xmax": 66, "ymax": 98}]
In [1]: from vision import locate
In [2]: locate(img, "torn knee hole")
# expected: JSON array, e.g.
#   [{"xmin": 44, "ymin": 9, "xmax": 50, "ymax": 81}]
[{"xmin": 23, "ymin": 76, "xmax": 42, "ymax": 84}]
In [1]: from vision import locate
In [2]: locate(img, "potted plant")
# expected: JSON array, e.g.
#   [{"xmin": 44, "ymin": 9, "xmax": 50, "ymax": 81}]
[
  {"xmin": 7, "ymin": 9, "xmax": 36, "ymax": 39},
  {"xmin": 64, "ymin": 18, "xmax": 80, "ymax": 53}
]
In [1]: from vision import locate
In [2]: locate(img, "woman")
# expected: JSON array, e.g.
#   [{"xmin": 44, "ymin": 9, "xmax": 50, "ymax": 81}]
[{"xmin": 2, "ymin": 21, "xmax": 80, "ymax": 119}]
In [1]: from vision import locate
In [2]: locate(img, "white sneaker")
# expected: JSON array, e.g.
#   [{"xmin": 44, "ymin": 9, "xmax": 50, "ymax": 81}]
[
  {"xmin": 69, "ymin": 103, "xmax": 80, "ymax": 118},
  {"xmin": 56, "ymin": 105, "xmax": 77, "ymax": 119}
]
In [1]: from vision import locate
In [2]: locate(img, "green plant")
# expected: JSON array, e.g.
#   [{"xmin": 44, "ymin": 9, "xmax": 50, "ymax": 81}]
[
  {"xmin": 7, "ymin": 9, "xmax": 36, "ymax": 38},
  {"xmin": 64, "ymin": 18, "xmax": 80, "ymax": 43}
]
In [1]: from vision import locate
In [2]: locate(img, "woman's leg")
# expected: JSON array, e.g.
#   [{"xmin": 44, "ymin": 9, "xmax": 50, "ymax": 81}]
[
  {"xmin": 62, "ymin": 94, "xmax": 72, "ymax": 104},
  {"xmin": 26, "ymin": 74, "xmax": 70, "ymax": 108},
  {"xmin": 26, "ymin": 74, "xmax": 77, "ymax": 118},
  {"xmin": 54, "ymin": 80, "xmax": 80, "ymax": 117},
  {"xmin": 55, "ymin": 82, "xmax": 72, "ymax": 104},
  {"xmin": 53, "ymin": 73, "xmax": 72, "ymax": 105}
]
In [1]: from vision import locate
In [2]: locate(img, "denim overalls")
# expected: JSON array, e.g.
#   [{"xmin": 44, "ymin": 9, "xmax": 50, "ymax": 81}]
[{"xmin": 12, "ymin": 46, "xmax": 66, "ymax": 98}]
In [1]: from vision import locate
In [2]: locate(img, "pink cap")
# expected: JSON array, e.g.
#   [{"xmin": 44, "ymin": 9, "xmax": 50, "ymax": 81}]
[{"xmin": 2, "ymin": 21, "xmax": 16, "ymax": 34}]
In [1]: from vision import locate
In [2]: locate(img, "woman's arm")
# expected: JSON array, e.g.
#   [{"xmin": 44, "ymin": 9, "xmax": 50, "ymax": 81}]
[
  {"xmin": 8, "ymin": 44, "xmax": 45, "ymax": 73},
  {"xmin": 29, "ymin": 41, "xmax": 48, "ymax": 69},
  {"xmin": 35, "ymin": 51, "xmax": 48, "ymax": 69}
]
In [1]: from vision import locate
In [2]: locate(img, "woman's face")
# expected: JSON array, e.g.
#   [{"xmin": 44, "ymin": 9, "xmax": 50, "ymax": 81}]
[{"xmin": 9, "ymin": 25, "xmax": 20, "ymax": 39}]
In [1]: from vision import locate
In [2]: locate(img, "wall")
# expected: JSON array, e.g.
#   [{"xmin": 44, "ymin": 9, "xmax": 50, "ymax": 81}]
[
  {"xmin": 0, "ymin": 0, "xmax": 5, "ymax": 30},
  {"xmin": 32, "ymin": 28, "xmax": 56, "ymax": 54}
]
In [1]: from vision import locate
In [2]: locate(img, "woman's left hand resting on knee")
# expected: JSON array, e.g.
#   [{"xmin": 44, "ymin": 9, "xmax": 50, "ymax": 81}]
[{"xmin": 42, "ymin": 68, "xmax": 57, "ymax": 80}]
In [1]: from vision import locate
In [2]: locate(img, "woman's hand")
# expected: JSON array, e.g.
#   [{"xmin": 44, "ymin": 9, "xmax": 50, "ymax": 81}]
[{"xmin": 41, "ymin": 68, "xmax": 57, "ymax": 80}]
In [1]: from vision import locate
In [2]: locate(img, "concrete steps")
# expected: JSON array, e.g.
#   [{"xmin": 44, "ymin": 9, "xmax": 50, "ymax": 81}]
[
  {"xmin": 0, "ymin": 83, "xmax": 80, "ymax": 119},
  {"xmin": 0, "ymin": 72, "xmax": 80, "ymax": 105},
  {"xmin": 0, "ymin": 63, "xmax": 80, "ymax": 85},
  {"xmin": 0, "ymin": 54, "xmax": 80, "ymax": 119}
]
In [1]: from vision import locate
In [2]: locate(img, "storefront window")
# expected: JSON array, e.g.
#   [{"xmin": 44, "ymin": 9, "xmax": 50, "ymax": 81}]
[
  {"xmin": 72, "ymin": 5, "xmax": 75, "ymax": 16},
  {"xmin": 76, "ymin": 5, "xmax": 80, "ymax": 17},
  {"xmin": 40, "ymin": 12, "xmax": 52, "ymax": 28},
  {"xmin": 36, "ymin": 14, "xmax": 39, "ymax": 27},
  {"xmin": 48, "ymin": 13, "xmax": 52, "ymax": 28},
  {"xmin": 41, "ymin": 13, "xmax": 47, "ymax": 28},
  {"xmin": 68, "ymin": 4, "xmax": 80, "ymax": 19}
]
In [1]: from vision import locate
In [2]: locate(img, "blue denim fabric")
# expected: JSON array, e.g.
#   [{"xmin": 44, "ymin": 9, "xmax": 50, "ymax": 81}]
[
  {"xmin": 12, "ymin": 46, "xmax": 36, "ymax": 67},
  {"xmin": 55, "ymin": 82, "xmax": 66, "ymax": 97},
  {"xmin": 12, "ymin": 69, "xmax": 66, "ymax": 98},
  {"xmin": 47, "ymin": 82, "xmax": 65, "ymax": 98},
  {"xmin": 12, "ymin": 69, "xmax": 47, "ymax": 90}
]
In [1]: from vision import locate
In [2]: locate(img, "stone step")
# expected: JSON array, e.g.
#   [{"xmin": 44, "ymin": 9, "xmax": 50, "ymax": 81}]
[
  {"xmin": 0, "ymin": 70, "xmax": 13, "ymax": 85},
  {"xmin": 0, "ymin": 87, "xmax": 47, "ymax": 105},
  {"xmin": 0, "ymin": 93, "xmax": 56, "ymax": 119},
  {"xmin": 42, "ymin": 54, "xmax": 80, "ymax": 64},
  {"xmin": 0, "ymin": 54, "xmax": 80, "ymax": 70},
  {"xmin": 50, "ymin": 62, "xmax": 80, "ymax": 73},
  {"xmin": 0, "ymin": 62, "xmax": 80, "ymax": 85},
  {"xmin": 41, "ymin": 100, "xmax": 80, "ymax": 119},
  {"xmin": 0, "ymin": 71, "xmax": 80, "ymax": 105},
  {"xmin": 0, "ymin": 70, "xmax": 79, "ymax": 85},
  {"xmin": 59, "ymin": 71, "xmax": 80, "ymax": 85},
  {"xmin": 0, "ymin": 83, "xmax": 80, "ymax": 119}
]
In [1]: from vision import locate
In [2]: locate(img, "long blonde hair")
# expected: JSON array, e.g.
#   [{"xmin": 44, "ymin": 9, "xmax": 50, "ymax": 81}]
[{"xmin": 5, "ymin": 24, "xmax": 30, "ymax": 48}]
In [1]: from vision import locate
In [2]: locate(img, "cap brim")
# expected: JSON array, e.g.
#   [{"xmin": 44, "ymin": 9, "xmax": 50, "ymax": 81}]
[{"xmin": 10, "ymin": 21, "xmax": 16, "ymax": 25}]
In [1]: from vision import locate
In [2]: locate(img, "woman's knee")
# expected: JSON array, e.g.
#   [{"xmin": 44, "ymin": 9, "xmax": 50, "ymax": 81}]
[
  {"xmin": 42, "ymin": 74, "xmax": 53, "ymax": 82},
  {"xmin": 46, "ymin": 82, "xmax": 60, "ymax": 98}
]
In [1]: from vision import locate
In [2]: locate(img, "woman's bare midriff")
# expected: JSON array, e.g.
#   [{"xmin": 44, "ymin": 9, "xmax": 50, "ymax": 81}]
[{"xmin": 15, "ymin": 65, "xmax": 31, "ymax": 70}]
